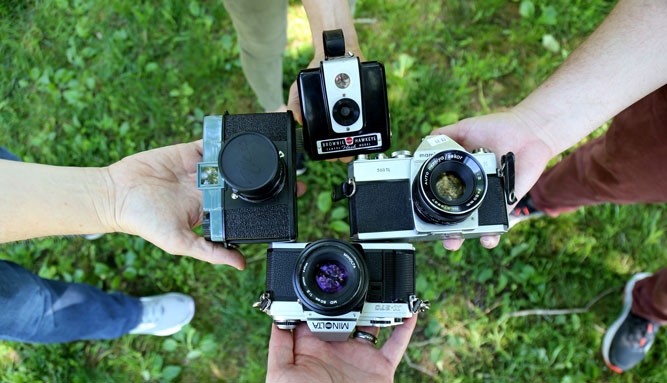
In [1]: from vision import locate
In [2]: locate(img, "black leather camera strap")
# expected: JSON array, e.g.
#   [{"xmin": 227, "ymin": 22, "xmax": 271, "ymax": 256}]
[
  {"xmin": 500, "ymin": 152, "xmax": 517, "ymax": 205},
  {"xmin": 323, "ymin": 29, "xmax": 346, "ymax": 58}
]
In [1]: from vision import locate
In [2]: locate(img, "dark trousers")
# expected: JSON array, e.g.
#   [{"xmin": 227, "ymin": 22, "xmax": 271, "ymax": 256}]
[{"xmin": 529, "ymin": 86, "xmax": 667, "ymax": 324}]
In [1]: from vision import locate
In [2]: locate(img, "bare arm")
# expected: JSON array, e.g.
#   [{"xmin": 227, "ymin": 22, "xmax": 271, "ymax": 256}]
[
  {"xmin": 0, "ymin": 141, "xmax": 245, "ymax": 268},
  {"xmin": 302, "ymin": 0, "xmax": 361, "ymax": 58},
  {"xmin": 514, "ymin": 0, "xmax": 667, "ymax": 158},
  {"xmin": 434, "ymin": 0, "xmax": 667, "ymax": 250}
]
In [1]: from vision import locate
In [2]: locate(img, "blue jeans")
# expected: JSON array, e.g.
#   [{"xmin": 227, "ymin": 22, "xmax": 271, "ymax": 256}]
[{"xmin": 0, "ymin": 146, "xmax": 142, "ymax": 343}]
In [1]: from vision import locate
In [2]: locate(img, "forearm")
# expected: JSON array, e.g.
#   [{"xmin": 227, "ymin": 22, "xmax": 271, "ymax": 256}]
[
  {"xmin": 514, "ymin": 0, "xmax": 667, "ymax": 157},
  {"xmin": 302, "ymin": 0, "xmax": 360, "ymax": 56},
  {"xmin": 0, "ymin": 161, "xmax": 115, "ymax": 243}
]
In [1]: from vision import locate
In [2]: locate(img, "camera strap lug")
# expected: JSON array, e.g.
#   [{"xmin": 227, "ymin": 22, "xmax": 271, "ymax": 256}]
[
  {"xmin": 408, "ymin": 295, "xmax": 431, "ymax": 313},
  {"xmin": 331, "ymin": 177, "xmax": 356, "ymax": 202},
  {"xmin": 323, "ymin": 29, "xmax": 346, "ymax": 59},
  {"xmin": 253, "ymin": 292, "xmax": 272, "ymax": 313},
  {"xmin": 499, "ymin": 152, "xmax": 517, "ymax": 205}
]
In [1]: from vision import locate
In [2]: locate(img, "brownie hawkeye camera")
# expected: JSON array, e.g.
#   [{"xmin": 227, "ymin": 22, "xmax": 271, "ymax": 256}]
[
  {"xmin": 197, "ymin": 112, "xmax": 298, "ymax": 245},
  {"xmin": 253, "ymin": 239, "xmax": 429, "ymax": 342},
  {"xmin": 338, "ymin": 135, "xmax": 516, "ymax": 242},
  {"xmin": 297, "ymin": 29, "xmax": 391, "ymax": 160}
]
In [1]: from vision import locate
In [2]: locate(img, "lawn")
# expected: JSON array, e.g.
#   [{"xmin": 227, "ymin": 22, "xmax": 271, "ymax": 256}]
[{"xmin": 2, "ymin": 0, "xmax": 666, "ymax": 382}]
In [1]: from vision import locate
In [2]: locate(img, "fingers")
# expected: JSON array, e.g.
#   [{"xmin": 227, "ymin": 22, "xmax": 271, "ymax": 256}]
[
  {"xmin": 296, "ymin": 180, "xmax": 307, "ymax": 197},
  {"xmin": 430, "ymin": 124, "xmax": 461, "ymax": 141},
  {"xmin": 326, "ymin": 157, "xmax": 354, "ymax": 163},
  {"xmin": 480, "ymin": 235, "xmax": 500, "ymax": 248},
  {"xmin": 380, "ymin": 315, "xmax": 418, "ymax": 368},
  {"xmin": 268, "ymin": 324, "xmax": 295, "ymax": 370},
  {"xmin": 167, "ymin": 231, "xmax": 246, "ymax": 269},
  {"xmin": 286, "ymin": 82, "xmax": 303, "ymax": 125},
  {"xmin": 442, "ymin": 234, "xmax": 501, "ymax": 251},
  {"xmin": 442, "ymin": 237, "xmax": 464, "ymax": 251},
  {"xmin": 352, "ymin": 326, "xmax": 380, "ymax": 347}
]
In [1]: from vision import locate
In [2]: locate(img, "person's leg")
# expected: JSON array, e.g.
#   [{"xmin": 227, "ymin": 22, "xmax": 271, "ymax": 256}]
[
  {"xmin": 602, "ymin": 272, "xmax": 665, "ymax": 373},
  {"xmin": 631, "ymin": 268, "xmax": 667, "ymax": 324},
  {"xmin": 0, "ymin": 260, "xmax": 141, "ymax": 343},
  {"xmin": 529, "ymin": 85, "xmax": 667, "ymax": 216},
  {"xmin": 0, "ymin": 146, "xmax": 21, "ymax": 161},
  {"xmin": 222, "ymin": 0, "xmax": 288, "ymax": 112}
]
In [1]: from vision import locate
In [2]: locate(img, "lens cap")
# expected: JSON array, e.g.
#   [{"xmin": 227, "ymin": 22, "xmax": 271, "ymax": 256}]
[{"xmin": 218, "ymin": 132, "xmax": 285, "ymax": 202}]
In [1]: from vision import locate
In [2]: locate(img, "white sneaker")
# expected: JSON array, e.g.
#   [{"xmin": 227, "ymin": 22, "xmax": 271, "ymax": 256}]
[{"xmin": 129, "ymin": 293, "xmax": 195, "ymax": 336}]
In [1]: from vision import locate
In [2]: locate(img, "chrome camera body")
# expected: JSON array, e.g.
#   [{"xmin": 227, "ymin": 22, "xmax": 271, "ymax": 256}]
[
  {"xmin": 344, "ymin": 135, "xmax": 516, "ymax": 242},
  {"xmin": 254, "ymin": 239, "xmax": 429, "ymax": 342}
]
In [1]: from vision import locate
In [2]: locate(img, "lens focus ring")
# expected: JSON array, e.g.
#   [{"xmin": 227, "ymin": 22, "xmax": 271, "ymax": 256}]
[
  {"xmin": 413, "ymin": 150, "xmax": 487, "ymax": 224},
  {"xmin": 293, "ymin": 239, "xmax": 368, "ymax": 316}
]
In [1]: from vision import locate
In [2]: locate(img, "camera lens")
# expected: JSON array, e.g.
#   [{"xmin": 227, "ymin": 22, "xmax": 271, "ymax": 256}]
[
  {"xmin": 314, "ymin": 260, "xmax": 348, "ymax": 293},
  {"xmin": 218, "ymin": 132, "xmax": 286, "ymax": 202},
  {"xmin": 413, "ymin": 150, "xmax": 487, "ymax": 224},
  {"xmin": 293, "ymin": 239, "xmax": 368, "ymax": 316},
  {"xmin": 332, "ymin": 98, "xmax": 360, "ymax": 126}
]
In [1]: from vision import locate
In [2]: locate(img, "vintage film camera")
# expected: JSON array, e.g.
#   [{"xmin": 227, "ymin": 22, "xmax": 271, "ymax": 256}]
[
  {"xmin": 197, "ymin": 112, "xmax": 298, "ymax": 245},
  {"xmin": 254, "ymin": 239, "xmax": 429, "ymax": 342},
  {"xmin": 297, "ymin": 29, "xmax": 391, "ymax": 160},
  {"xmin": 337, "ymin": 135, "xmax": 516, "ymax": 242}
]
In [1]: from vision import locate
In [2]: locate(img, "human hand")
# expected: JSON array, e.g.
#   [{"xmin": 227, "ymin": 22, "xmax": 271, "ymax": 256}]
[
  {"xmin": 432, "ymin": 109, "xmax": 555, "ymax": 250},
  {"xmin": 266, "ymin": 315, "xmax": 417, "ymax": 383},
  {"xmin": 106, "ymin": 140, "xmax": 245, "ymax": 269}
]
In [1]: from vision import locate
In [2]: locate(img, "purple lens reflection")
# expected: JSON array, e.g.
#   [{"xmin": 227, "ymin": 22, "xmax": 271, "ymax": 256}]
[{"xmin": 314, "ymin": 261, "xmax": 348, "ymax": 293}]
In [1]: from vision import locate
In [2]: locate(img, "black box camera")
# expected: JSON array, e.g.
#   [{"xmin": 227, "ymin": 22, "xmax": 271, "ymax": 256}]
[
  {"xmin": 254, "ymin": 239, "xmax": 429, "ymax": 341},
  {"xmin": 297, "ymin": 29, "xmax": 391, "ymax": 160},
  {"xmin": 197, "ymin": 112, "xmax": 298, "ymax": 246}
]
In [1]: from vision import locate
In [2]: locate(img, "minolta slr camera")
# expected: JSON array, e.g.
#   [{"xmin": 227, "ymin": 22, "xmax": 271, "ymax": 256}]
[
  {"xmin": 297, "ymin": 29, "xmax": 391, "ymax": 160},
  {"xmin": 197, "ymin": 112, "xmax": 298, "ymax": 245},
  {"xmin": 254, "ymin": 239, "xmax": 429, "ymax": 342},
  {"xmin": 339, "ymin": 135, "xmax": 516, "ymax": 242}
]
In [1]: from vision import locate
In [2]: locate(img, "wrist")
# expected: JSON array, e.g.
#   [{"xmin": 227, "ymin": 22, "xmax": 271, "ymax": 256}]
[
  {"xmin": 510, "ymin": 101, "xmax": 565, "ymax": 160},
  {"xmin": 99, "ymin": 165, "xmax": 124, "ymax": 234}
]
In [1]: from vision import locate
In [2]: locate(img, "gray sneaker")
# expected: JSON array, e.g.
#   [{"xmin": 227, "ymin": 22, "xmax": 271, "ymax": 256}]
[
  {"xmin": 602, "ymin": 272, "xmax": 658, "ymax": 373},
  {"xmin": 129, "ymin": 293, "xmax": 195, "ymax": 336}
]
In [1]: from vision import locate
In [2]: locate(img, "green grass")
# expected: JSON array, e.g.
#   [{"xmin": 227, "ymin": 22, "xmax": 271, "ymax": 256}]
[{"xmin": 3, "ymin": 0, "xmax": 667, "ymax": 381}]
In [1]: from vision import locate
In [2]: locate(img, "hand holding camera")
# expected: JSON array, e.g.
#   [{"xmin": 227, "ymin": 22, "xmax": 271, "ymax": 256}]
[
  {"xmin": 297, "ymin": 29, "xmax": 391, "ymax": 160},
  {"xmin": 340, "ymin": 135, "xmax": 516, "ymax": 242},
  {"xmin": 254, "ymin": 239, "xmax": 429, "ymax": 342}
]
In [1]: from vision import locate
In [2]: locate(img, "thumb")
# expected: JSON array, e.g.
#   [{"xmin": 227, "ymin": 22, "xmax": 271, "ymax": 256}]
[
  {"xmin": 286, "ymin": 81, "xmax": 303, "ymax": 126},
  {"xmin": 166, "ymin": 230, "xmax": 247, "ymax": 269}
]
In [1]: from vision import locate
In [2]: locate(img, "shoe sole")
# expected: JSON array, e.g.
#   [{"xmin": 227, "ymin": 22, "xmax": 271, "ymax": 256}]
[
  {"xmin": 601, "ymin": 272, "xmax": 652, "ymax": 373},
  {"xmin": 508, "ymin": 212, "xmax": 544, "ymax": 229}
]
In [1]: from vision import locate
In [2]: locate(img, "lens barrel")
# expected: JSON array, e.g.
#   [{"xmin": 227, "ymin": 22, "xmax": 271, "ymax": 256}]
[
  {"xmin": 331, "ymin": 98, "xmax": 361, "ymax": 126},
  {"xmin": 293, "ymin": 239, "xmax": 368, "ymax": 316},
  {"xmin": 218, "ymin": 132, "xmax": 286, "ymax": 202},
  {"xmin": 413, "ymin": 150, "xmax": 487, "ymax": 224}
]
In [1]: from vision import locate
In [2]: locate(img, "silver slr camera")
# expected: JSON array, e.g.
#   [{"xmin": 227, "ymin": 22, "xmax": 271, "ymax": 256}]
[
  {"xmin": 340, "ymin": 135, "xmax": 516, "ymax": 242},
  {"xmin": 254, "ymin": 239, "xmax": 429, "ymax": 342}
]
